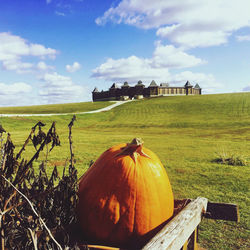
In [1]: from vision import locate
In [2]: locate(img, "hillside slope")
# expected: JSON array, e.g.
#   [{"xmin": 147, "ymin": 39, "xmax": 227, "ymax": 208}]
[
  {"xmin": 0, "ymin": 92, "xmax": 249, "ymax": 249},
  {"xmin": 99, "ymin": 92, "xmax": 250, "ymax": 130},
  {"xmin": 0, "ymin": 101, "xmax": 111, "ymax": 114}
]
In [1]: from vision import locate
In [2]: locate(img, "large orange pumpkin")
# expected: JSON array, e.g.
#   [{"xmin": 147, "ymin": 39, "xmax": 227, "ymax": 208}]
[{"xmin": 77, "ymin": 138, "xmax": 174, "ymax": 248}]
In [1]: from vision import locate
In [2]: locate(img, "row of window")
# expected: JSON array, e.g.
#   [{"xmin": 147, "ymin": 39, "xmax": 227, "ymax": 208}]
[
  {"xmin": 159, "ymin": 88, "xmax": 186, "ymax": 94},
  {"xmin": 157, "ymin": 88, "xmax": 201, "ymax": 95}
]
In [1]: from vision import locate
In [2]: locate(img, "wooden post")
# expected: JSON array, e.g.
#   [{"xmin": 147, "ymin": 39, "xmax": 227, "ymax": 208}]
[{"xmin": 181, "ymin": 227, "xmax": 198, "ymax": 250}]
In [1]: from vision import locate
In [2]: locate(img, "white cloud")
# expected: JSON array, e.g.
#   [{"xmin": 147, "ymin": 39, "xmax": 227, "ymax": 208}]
[
  {"xmin": 2, "ymin": 61, "xmax": 34, "ymax": 74},
  {"xmin": 29, "ymin": 44, "xmax": 57, "ymax": 59},
  {"xmin": 55, "ymin": 11, "xmax": 66, "ymax": 16},
  {"xmin": 46, "ymin": 0, "xmax": 52, "ymax": 4},
  {"xmin": 92, "ymin": 55, "xmax": 170, "ymax": 82},
  {"xmin": 170, "ymin": 71, "xmax": 223, "ymax": 93},
  {"xmin": 236, "ymin": 35, "xmax": 250, "ymax": 42},
  {"xmin": 96, "ymin": 0, "xmax": 250, "ymax": 48},
  {"xmin": 242, "ymin": 85, "xmax": 250, "ymax": 91},
  {"xmin": 151, "ymin": 44, "xmax": 205, "ymax": 68},
  {"xmin": 92, "ymin": 43, "xmax": 204, "ymax": 82},
  {"xmin": 157, "ymin": 25, "xmax": 230, "ymax": 49},
  {"xmin": 2, "ymin": 60, "xmax": 54, "ymax": 74},
  {"xmin": 66, "ymin": 62, "xmax": 81, "ymax": 73},
  {"xmin": 92, "ymin": 41, "xmax": 220, "ymax": 93},
  {"xmin": 37, "ymin": 61, "xmax": 54, "ymax": 71},
  {"xmin": 0, "ymin": 32, "xmax": 57, "ymax": 74},
  {"xmin": 0, "ymin": 32, "xmax": 57, "ymax": 61},
  {"xmin": 0, "ymin": 82, "xmax": 32, "ymax": 95},
  {"xmin": 0, "ymin": 82, "xmax": 32, "ymax": 106},
  {"xmin": 39, "ymin": 72, "xmax": 86, "ymax": 103},
  {"xmin": 93, "ymin": 55, "xmax": 221, "ymax": 92}
]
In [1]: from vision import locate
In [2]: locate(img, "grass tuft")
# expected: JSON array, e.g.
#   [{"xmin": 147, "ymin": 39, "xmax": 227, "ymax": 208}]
[{"xmin": 213, "ymin": 151, "xmax": 248, "ymax": 166}]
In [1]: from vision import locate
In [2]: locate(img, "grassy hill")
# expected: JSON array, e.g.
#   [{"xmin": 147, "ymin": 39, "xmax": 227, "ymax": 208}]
[
  {"xmin": 0, "ymin": 93, "xmax": 249, "ymax": 249},
  {"xmin": 0, "ymin": 101, "xmax": 111, "ymax": 114}
]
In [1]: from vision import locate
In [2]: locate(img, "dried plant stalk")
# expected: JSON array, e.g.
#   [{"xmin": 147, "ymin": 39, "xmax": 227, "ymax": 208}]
[{"xmin": 0, "ymin": 117, "xmax": 80, "ymax": 249}]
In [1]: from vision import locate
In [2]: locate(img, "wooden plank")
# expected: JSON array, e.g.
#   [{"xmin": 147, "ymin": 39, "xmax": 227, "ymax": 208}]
[
  {"xmin": 180, "ymin": 227, "xmax": 198, "ymax": 250},
  {"xmin": 142, "ymin": 197, "xmax": 208, "ymax": 250},
  {"xmin": 86, "ymin": 245, "xmax": 120, "ymax": 250},
  {"xmin": 190, "ymin": 227, "xmax": 198, "ymax": 250},
  {"xmin": 204, "ymin": 202, "xmax": 239, "ymax": 222},
  {"xmin": 181, "ymin": 240, "xmax": 188, "ymax": 250}
]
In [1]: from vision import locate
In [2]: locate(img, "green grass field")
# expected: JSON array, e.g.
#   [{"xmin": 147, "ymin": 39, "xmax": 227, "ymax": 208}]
[
  {"xmin": 0, "ymin": 93, "xmax": 249, "ymax": 249},
  {"xmin": 0, "ymin": 101, "xmax": 111, "ymax": 114}
]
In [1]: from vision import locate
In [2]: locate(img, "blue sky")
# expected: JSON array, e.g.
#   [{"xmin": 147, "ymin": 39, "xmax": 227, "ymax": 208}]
[{"xmin": 0, "ymin": 0, "xmax": 250, "ymax": 106}]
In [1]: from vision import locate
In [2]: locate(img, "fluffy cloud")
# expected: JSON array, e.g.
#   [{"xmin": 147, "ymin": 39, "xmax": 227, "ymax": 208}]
[
  {"xmin": 37, "ymin": 61, "xmax": 54, "ymax": 71},
  {"xmin": 1, "ymin": 60, "xmax": 53, "ymax": 74},
  {"xmin": 55, "ymin": 11, "xmax": 66, "ymax": 16},
  {"xmin": 0, "ymin": 32, "xmax": 57, "ymax": 60},
  {"xmin": 39, "ymin": 72, "xmax": 85, "ymax": 103},
  {"xmin": 242, "ymin": 85, "xmax": 250, "ymax": 91},
  {"xmin": 92, "ymin": 55, "xmax": 170, "ymax": 82},
  {"xmin": 0, "ymin": 82, "xmax": 32, "ymax": 95},
  {"xmin": 96, "ymin": 0, "xmax": 250, "ymax": 48},
  {"xmin": 92, "ymin": 42, "xmax": 220, "ymax": 93},
  {"xmin": 92, "ymin": 43, "xmax": 204, "ymax": 82},
  {"xmin": 157, "ymin": 26, "xmax": 230, "ymax": 48},
  {"xmin": 0, "ymin": 32, "xmax": 57, "ymax": 74},
  {"xmin": 2, "ymin": 61, "xmax": 34, "ymax": 74},
  {"xmin": 0, "ymin": 82, "xmax": 32, "ymax": 106},
  {"xmin": 236, "ymin": 35, "xmax": 250, "ymax": 42},
  {"xmin": 170, "ymin": 71, "xmax": 223, "ymax": 93},
  {"xmin": 151, "ymin": 44, "xmax": 205, "ymax": 68},
  {"xmin": 66, "ymin": 62, "xmax": 81, "ymax": 73},
  {"xmin": 93, "ymin": 55, "xmax": 221, "ymax": 92}
]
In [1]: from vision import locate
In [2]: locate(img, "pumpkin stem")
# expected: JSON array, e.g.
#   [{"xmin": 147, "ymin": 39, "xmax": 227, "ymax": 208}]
[{"xmin": 116, "ymin": 138, "xmax": 151, "ymax": 163}]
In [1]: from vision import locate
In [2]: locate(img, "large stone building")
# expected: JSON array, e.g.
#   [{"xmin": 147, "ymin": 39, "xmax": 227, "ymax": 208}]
[{"xmin": 92, "ymin": 80, "xmax": 201, "ymax": 101}]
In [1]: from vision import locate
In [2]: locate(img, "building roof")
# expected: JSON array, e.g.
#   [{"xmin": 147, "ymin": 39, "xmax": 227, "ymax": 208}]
[
  {"xmin": 92, "ymin": 87, "xmax": 99, "ymax": 92},
  {"xmin": 184, "ymin": 81, "xmax": 193, "ymax": 87},
  {"xmin": 122, "ymin": 81, "xmax": 130, "ymax": 87},
  {"xmin": 110, "ymin": 83, "xmax": 119, "ymax": 89},
  {"xmin": 149, "ymin": 80, "xmax": 158, "ymax": 87},
  {"xmin": 160, "ymin": 83, "xmax": 169, "ymax": 87},
  {"xmin": 136, "ymin": 80, "xmax": 145, "ymax": 87},
  {"xmin": 194, "ymin": 83, "xmax": 201, "ymax": 89}
]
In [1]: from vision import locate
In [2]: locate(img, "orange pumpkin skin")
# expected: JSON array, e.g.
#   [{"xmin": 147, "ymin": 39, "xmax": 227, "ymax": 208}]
[{"xmin": 77, "ymin": 139, "xmax": 174, "ymax": 248}]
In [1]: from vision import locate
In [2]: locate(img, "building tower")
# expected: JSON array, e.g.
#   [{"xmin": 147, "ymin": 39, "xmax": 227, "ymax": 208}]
[
  {"xmin": 92, "ymin": 87, "xmax": 99, "ymax": 101},
  {"xmin": 194, "ymin": 84, "xmax": 202, "ymax": 95},
  {"xmin": 184, "ymin": 81, "xmax": 193, "ymax": 95},
  {"xmin": 149, "ymin": 80, "xmax": 159, "ymax": 96}
]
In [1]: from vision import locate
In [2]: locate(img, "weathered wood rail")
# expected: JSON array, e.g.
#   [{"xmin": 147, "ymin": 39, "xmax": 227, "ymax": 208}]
[
  {"xmin": 86, "ymin": 197, "xmax": 239, "ymax": 250},
  {"xmin": 143, "ymin": 197, "xmax": 207, "ymax": 250},
  {"xmin": 143, "ymin": 197, "xmax": 239, "ymax": 250}
]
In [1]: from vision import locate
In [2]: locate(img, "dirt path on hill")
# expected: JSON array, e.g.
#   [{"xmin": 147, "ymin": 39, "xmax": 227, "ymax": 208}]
[{"xmin": 0, "ymin": 100, "xmax": 133, "ymax": 117}]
